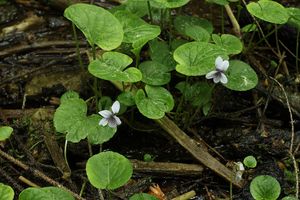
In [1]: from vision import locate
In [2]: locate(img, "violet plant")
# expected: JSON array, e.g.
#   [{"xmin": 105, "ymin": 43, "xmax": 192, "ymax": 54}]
[{"xmin": 50, "ymin": 0, "xmax": 300, "ymax": 198}]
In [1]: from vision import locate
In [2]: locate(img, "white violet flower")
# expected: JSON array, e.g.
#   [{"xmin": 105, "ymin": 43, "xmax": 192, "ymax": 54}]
[
  {"xmin": 205, "ymin": 56, "xmax": 229, "ymax": 84},
  {"xmin": 98, "ymin": 101, "xmax": 121, "ymax": 128}
]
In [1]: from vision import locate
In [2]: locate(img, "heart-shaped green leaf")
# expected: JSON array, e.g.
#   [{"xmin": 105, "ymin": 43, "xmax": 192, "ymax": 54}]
[
  {"xmin": 86, "ymin": 115, "xmax": 117, "ymax": 145},
  {"xmin": 174, "ymin": 15, "xmax": 213, "ymax": 35},
  {"xmin": 54, "ymin": 93, "xmax": 117, "ymax": 143},
  {"xmin": 117, "ymin": 91, "xmax": 136, "ymax": 106},
  {"xmin": 88, "ymin": 52, "xmax": 142, "ymax": 82},
  {"xmin": 173, "ymin": 42, "xmax": 228, "ymax": 76},
  {"xmin": 0, "ymin": 126, "xmax": 13, "ymax": 141},
  {"xmin": 224, "ymin": 60, "xmax": 258, "ymax": 91},
  {"xmin": 135, "ymin": 85, "xmax": 174, "ymax": 119},
  {"xmin": 139, "ymin": 61, "xmax": 171, "ymax": 85},
  {"xmin": 111, "ymin": 0, "xmax": 149, "ymax": 17},
  {"xmin": 19, "ymin": 187, "xmax": 74, "ymax": 200},
  {"xmin": 149, "ymin": 39, "xmax": 176, "ymax": 71},
  {"xmin": 212, "ymin": 34, "xmax": 243, "ymax": 55},
  {"xmin": 86, "ymin": 151, "xmax": 133, "ymax": 190},
  {"xmin": 114, "ymin": 11, "xmax": 160, "ymax": 51},
  {"xmin": 175, "ymin": 82, "xmax": 213, "ymax": 107},
  {"xmin": 64, "ymin": 3, "xmax": 123, "ymax": 50},
  {"xmin": 0, "ymin": 183, "xmax": 14, "ymax": 200},
  {"xmin": 152, "ymin": 0, "xmax": 190, "ymax": 8},
  {"xmin": 246, "ymin": 0, "xmax": 289, "ymax": 24}
]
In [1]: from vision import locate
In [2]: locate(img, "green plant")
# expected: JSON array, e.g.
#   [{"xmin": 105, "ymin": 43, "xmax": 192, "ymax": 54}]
[
  {"xmin": 86, "ymin": 151, "xmax": 132, "ymax": 190},
  {"xmin": 52, "ymin": 0, "xmax": 300, "ymax": 198},
  {"xmin": 0, "ymin": 126, "xmax": 13, "ymax": 141},
  {"xmin": 0, "ymin": 183, "xmax": 14, "ymax": 200},
  {"xmin": 243, "ymin": 155, "xmax": 257, "ymax": 168},
  {"xmin": 250, "ymin": 175, "xmax": 281, "ymax": 200},
  {"xmin": 19, "ymin": 187, "xmax": 74, "ymax": 200}
]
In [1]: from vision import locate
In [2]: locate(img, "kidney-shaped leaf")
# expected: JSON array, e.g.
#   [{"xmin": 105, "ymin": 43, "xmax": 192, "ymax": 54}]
[
  {"xmin": 64, "ymin": 3, "xmax": 123, "ymax": 50},
  {"xmin": 149, "ymin": 39, "xmax": 176, "ymax": 71},
  {"xmin": 0, "ymin": 183, "xmax": 14, "ymax": 200},
  {"xmin": 89, "ymin": 52, "xmax": 142, "ymax": 82},
  {"xmin": 19, "ymin": 187, "xmax": 74, "ymax": 200},
  {"xmin": 0, "ymin": 126, "xmax": 13, "ymax": 141},
  {"xmin": 87, "ymin": 115, "xmax": 117, "ymax": 144},
  {"xmin": 246, "ymin": 0, "xmax": 289, "ymax": 24},
  {"xmin": 224, "ymin": 60, "xmax": 258, "ymax": 91},
  {"xmin": 54, "ymin": 97, "xmax": 117, "ymax": 143},
  {"xmin": 174, "ymin": 15, "xmax": 213, "ymax": 35},
  {"xmin": 54, "ymin": 98, "xmax": 88, "ymax": 142},
  {"xmin": 173, "ymin": 42, "xmax": 228, "ymax": 76},
  {"xmin": 139, "ymin": 61, "xmax": 171, "ymax": 85},
  {"xmin": 86, "ymin": 151, "xmax": 133, "ymax": 190},
  {"xmin": 250, "ymin": 175, "xmax": 281, "ymax": 200},
  {"xmin": 135, "ymin": 85, "xmax": 174, "ymax": 119},
  {"xmin": 114, "ymin": 11, "xmax": 160, "ymax": 50},
  {"xmin": 212, "ymin": 34, "xmax": 243, "ymax": 55}
]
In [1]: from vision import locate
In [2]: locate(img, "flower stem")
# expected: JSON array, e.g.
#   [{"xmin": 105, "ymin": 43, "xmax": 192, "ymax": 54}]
[{"xmin": 224, "ymin": 4, "xmax": 240, "ymax": 37}]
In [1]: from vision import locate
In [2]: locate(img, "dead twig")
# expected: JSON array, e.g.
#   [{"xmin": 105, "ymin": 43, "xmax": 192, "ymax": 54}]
[
  {"xmin": 270, "ymin": 77, "xmax": 298, "ymax": 199},
  {"xmin": 0, "ymin": 148, "xmax": 86, "ymax": 200}
]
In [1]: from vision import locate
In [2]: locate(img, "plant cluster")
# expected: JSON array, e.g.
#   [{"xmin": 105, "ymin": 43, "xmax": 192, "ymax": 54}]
[{"xmin": 1, "ymin": 0, "xmax": 300, "ymax": 199}]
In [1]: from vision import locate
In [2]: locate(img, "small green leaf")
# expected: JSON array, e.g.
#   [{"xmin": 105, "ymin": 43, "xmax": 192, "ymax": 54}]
[
  {"xmin": 54, "ymin": 95, "xmax": 116, "ymax": 143},
  {"xmin": 54, "ymin": 98, "xmax": 88, "ymax": 142},
  {"xmin": 153, "ymin": 0, "xmax": 190, "ymax": 8},
  {"xmin": 250, "ymin": 175, "xmax": 281, "ymax": 200},
  {"xmin": 114, "ymin": 11, "xmax": 160, "ymax": 50},
  {"xmin": 246, "ymin": 0, "xmax": 289, "ymax": 24},
  {"xmin": 88, "ymin": 52, "xmax": 142, "ymax": 82},
  {"xmin": 287, "ymin": 7, "xmax": 300, "ymax": 30},
  {"xmin": 224, "ymin": 60, "xmax": 258, "ymax": 91},
  {"xmin": 243, "ymin": 156, "xmax": 257, "ymax": 168},
  {"xmin": 130, "ymin": 193, "xmax": 159, "ymax": 200},
  {"xmin": 241, "ymin": 24, "xmax": 257, "ymax": 33},
  {"xmin": 0, "ymin": 183, "xmax": 14, "ymax": 200},
  {"xmin": 98, "ymin": 96, "xmax": 112, "ymax": 111},
  {"xmin": 173, "ymin": 42, "xmax": 228, "ymax": 76},
  {"xmin": 135, "ymin": 85, "xmax": 174, "ymax": 119},
  {"xmin": 111, "ymin": 0, "xmax": 149, "ymax": 17},
  {"xmin": 174, "ymin": 15, "xmax": 213, "ymax": 35},
  {"xmin": 86, "ymin": 151, "xmax": 133, "ymax": 190},
  {"xmin": 149, "ymin": 39, "xmax": 176, "ymax": 71},
  {"xmin": 139, "ymin": 61, "xmax": 171, "ymax": 85},
  {"xmin": 175, "ymin": 82, "xmax": 213, "ymax": 107},
  {"xmin": 212, "ymin": 34, "xmax": 243, "ymax": 55},
  {"xmin": 64, "ymin": 3, "xmax": 123, "ymax": 50},
  {"xmin": 117, "ymin": 92, "xmax": 136, "ymax": 106},
  {"xmin": 60, "ymin": 90, "xmax": 80, "ymax": 104},
  {"xmin": 0, "ymin": 126, "xmax": 13, "ymax": 141},
  {"xmin": 19, "ymin": 187, "xmax": 74, "ymax": 200},
  {"xmin": 86, "ymin": 115, "xmax": 117, "ymax": 145}
]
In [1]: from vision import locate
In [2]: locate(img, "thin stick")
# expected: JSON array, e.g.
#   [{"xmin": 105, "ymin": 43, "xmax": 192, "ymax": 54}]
[
  {"xmin": 19, "ymin": 176, "xmax": 40, "ymax": 188},
  {"xmin": 270, "ymin": 77, "xmax": 298, "ymax": 198},
  {"xmin": 224, "ymin": 4, "xmax": 240, "ymax": 37},
  {"xmin": 0, "ymin": 148, "xmax": 86, "ymax": 200}
]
